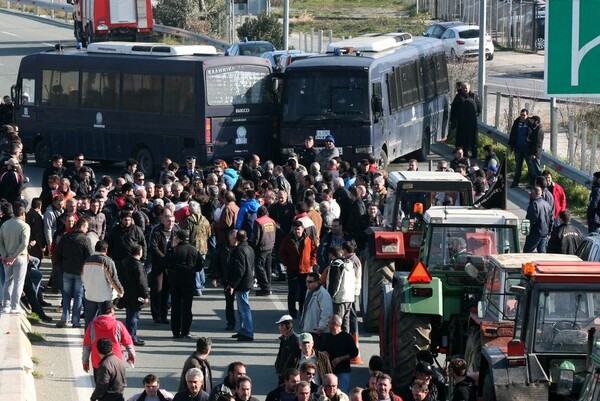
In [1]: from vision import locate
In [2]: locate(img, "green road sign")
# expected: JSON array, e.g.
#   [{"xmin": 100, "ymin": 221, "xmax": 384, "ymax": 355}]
[{"xmin": 546, "ymin": 0, "xmax": 600, "ymax": 97}]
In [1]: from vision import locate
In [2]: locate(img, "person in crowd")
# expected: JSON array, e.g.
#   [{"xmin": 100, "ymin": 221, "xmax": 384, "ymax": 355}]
[
  {"xmin": 482, "ymin": 145, "xmax": 499, "ymax": 173},
  {"xmin": 407, "ymin": 380, "xmax": 433, "ymax": 401},
  {"xmin": 90, "ymin": 338, "xmax": 127, "ymax": 401},
  {"xmin": 279, "ymin": 220, "xmax": 317, "ymax": 319},
  {"xmin": 266, "ymin": 368, "xmax": 300, "ymax": 401},
  {"xmin": 120, "ymin": 244, "xmax": 149, "ymax": 346},
  {"xmin": 315, "ymin": 136, "xmax": 340, "ymax": 171},
  {"xmin": 588, "ymin": 172, "xmax": 600, "ymax": 233},
  {"xmin": 332, "ymin": 178, "xmax": 352, "ymax": 225},
  {"xmin": 174, "ymin": 368, "xmax": 210, "ymax": 401},
  {"xmin": 299, "ymin": 362, "xmax": 320, "ymax": 394},
  {"xmin": 215, "ymin": 190, "xmax": 239, "ymax": 248},
  {"xmin": 127, "ymin": 374, "xmax": 175, "ymax": 401},
  {"xmin": 360, "ymin": 388, "xmax": 378, "ymax": 401},
  {"xmin": 83, "ymin": 300, "xmax": 135, "ymax": 379},
  {"xmin": 542, "ymin": 170, "xmax": 566, "ymax": 222},
  {"xmin": 252, "ymin": 206, "xmax": 276, "ymax": 296},
  {"xmin": 228, "ymin": 230, "xmax": 255, "ymax": 342},
  {"xmin": 509, "ymin": 108, "xmax": 530, "ymax": 187},
  {"xmin": 524, "ymin": 185, "xmax": 553, "ymax": 253},
  {"xmin": 179, "ymin": 337, "xmax": 213, "ymax": 393},
  {"xmin": 26, "ymin": 197, "xmax": 46, "ymax": 260},
  {"xmin": 449, "ymin": 147, "xmax": 470, "ymax": 172},
  {"xmin": 320, "ymin": 315, "xmax": 358, "ymax": 394},
  {"xmin": 41, "ymin": 154, "xmax": 66, "ymax": 200},
  {"xmin": 86, "ymin": 197, "xmax": 107, "ymax": 241},
  {"xmin": 299, "ymin": 136, "xmax": 317, "ymax": 169},
  {"xmin": 121, "ymin": 158, "xmax": 138, "ymax": 184},
  {"xmin": 448, "ymin": 358, "xmax": 476, "ymax": 401},
  {"xmin": 55, "ymin": 217, "xmax": 92, "ymax": 327},
  {"xmin": 209, "ymin": 362, "xmax": 247, "ymax": 401},
  {"xmin": 184, "ymin": 200, "xmax": 211, "ymax": 297},
  {"xmin": 178, "ymin": 156, "xmax": 204, "ymax": 183},
  {"xmin": 168, "ymin": 229, "xmax": 204, "ymax": 339},
  {"xmin": 450, "ymin": 82, "xmax": 481, "ymax": 159},
  {"xmin": 212, "ymin": 229, "xmax": 238, "ymax": 330},
  {"xmin": 107, "ymin": 210, "xmax": 147, "ymax": 275},
  {"xmin": 275, "ymin": 314, "xmax": 300, "ymax": 383},
  {"xmin": 548, "ymin": 210, "xmax": 583, "ymax": 254},
  {"xmin": 234, "ymin": 375, "xmax": 259, "ymax": 401},
  {"xmin": 0, "ymin": 157, "xmax": 25, "ymax": 203},
  {"xmin": 376, "ymin": 373, "xmax": 401, "ymax": 401},
  {"xmin": 0, "ymin": 202, "xmax": 30, "ymax": 313},
  {"xmin": 533, "ymin": 175, "xmax": 555, "ymax": 222},
  {"xmin": 349, "ymin": 387, "xmax": 362, "ymax": 401},
  {"xmin": 317, "ymin": 374, "xmax": 348, "ymax": 401},
  {"xmin": 296, "ymin": 381, "xmax": 313, "ymax": 401},
  {"xmin": 82, "ymin": 240, "xmax": 124, "ymax": 330},
  {"xmin": 318, "ymin": 219, "xmax": 352, "ymax": 271},
  {"xmin": 299, "ymin": 272, "xmax": 333, "ymax": 349},
  {"xmin": 148, "ymin": 211, "xmax": 176, "ymax": 324},
  {"xmin": 326, "ymin": 248, "xmax": 356, "ymax": 333},
  {"xmin": 527, "ymin": 116, "xmax": 545, "ymax": 186},
  {"xmin": 285, "ymin": 332, "xmax": 332, "ymax": 386}
]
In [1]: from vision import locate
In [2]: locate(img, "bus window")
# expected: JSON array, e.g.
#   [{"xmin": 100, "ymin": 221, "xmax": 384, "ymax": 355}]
[
  {"xmin": 399, "ymin": 62, "xmax": 421, "ymax": 106},
  {"xmin": 434, "ymin": 53, "xmax": 450, "ymax": 94},
  {"xmin": 421, "ymin": 57, "xmax": 436, "ymax": 99},
  {"xmin": 122, "ymin": 74, "xmax": 161, "ymax": 113},
  {"xmin": 205, "ymin": 65, "xmax": 271, "ymax": 106},
  {"xmin": 386, "ymin": 71, "xmax": 398, "ymax": 112},
  {"xmin": 42, "ymin": 70, "xmax": 79, "ymax": 107},
  {"xmin": 82, "ymin": 72, "xmax": 120, "ymax": 110},
  {"xmin": 21, "ymin": 78, "xmax": 35, "ymax": 105},
  {"xmin": 164, "ymin": 76, "xmax": 194, "ymax": 115}
]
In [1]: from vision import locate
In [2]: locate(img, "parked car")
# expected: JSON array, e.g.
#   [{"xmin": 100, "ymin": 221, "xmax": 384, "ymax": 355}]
[
  {"xmin": 576, "ymin": 231, "xmax": 600, "ymax": 261},
  {"xmin": 260, "ymin": 49, "xmax": 303, "ymax": 69},
  {"xmin": 440, "ymin": 25, "xmax": 494, "ymax": 60},
  {"xmin": 276, "ymin": 52, "xmax": 320, "ymax": 72},
  {"xmin": 423, "ymin": 21, "xmax": 465, "ymax": 39},
  {"xmin": 225, "ymin": 40, "xmax": 276, "ymax": 56}
]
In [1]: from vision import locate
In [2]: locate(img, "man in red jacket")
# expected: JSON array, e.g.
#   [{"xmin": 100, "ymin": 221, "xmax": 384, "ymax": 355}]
[
  {"xmin": 542, "ymin": 170, "xmax": 566, "ymax": 221},
  {"xmin": 82, "ymin": 300, "xmax": 135, "ymax": 379},
  {"xmin": 279, "ymin": 220, "xmax": 317, "ymax": 319}
]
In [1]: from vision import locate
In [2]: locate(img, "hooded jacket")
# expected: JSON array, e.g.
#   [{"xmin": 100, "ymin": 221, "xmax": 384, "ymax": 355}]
[{"xmin": 82, "ymin": 314, "xmax": 135, "ymax": 369}]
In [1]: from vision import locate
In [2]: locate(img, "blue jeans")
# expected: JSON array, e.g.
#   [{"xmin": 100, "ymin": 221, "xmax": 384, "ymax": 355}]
[
  {"xmin": 62, "ymin": 273, "xmax": 83, "ymax": 325},
  {"xmin": 126, "ymin": 308, "xmax": 141, "ymax": 341},
  {"xmin": 337, "ymin": 372, "xmax": 351, "ymax": 395},
  {"xmin": 235, "ymin": 290, "xmax": 254, "ymax": 338},
  {"xmin": 84, "ymin": 300, "xmax": 103, "ymax": 330},
  {"xmin": 523, "ymin": 234, "xmax": 548, "ymax": 253},
  {"xmin": 195, "ymin": 269, "xmax": 206, "ymax": 293}
]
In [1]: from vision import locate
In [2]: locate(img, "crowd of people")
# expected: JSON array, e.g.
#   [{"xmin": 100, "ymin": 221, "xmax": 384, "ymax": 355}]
[{"xmin": 0, "ymin": 93, "xmax": 592, "ymax": 401}]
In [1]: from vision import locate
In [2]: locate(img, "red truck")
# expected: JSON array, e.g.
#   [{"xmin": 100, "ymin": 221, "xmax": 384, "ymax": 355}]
[{"xmin": 69, "ymin": 0, "xmax": 153, "ymax": 46}]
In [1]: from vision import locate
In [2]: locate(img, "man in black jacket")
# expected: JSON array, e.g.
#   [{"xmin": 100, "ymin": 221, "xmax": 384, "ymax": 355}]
[
  {"xmin": 526, "ymin": 116, "xmax": 545, "ymax": 187},
  {"xmin": 148, "ymin": 211, "xmax": 176, "ymax": 324},
  {"xmin": 548, "ymin": 210, "xmax": 583, "ymax": 254},
  {"xmin": 168, "ymin": 229, "xmax": 204, "ymax": 339},
  {"xmin": 252, "ymin": 206, "xmax": 276, "ymax": 296},
  {"xmin": 266, "ymin": 368, "xmax": 300, "ymax": 401},
  {"xmin": 508, "ymin": 109, "xmax": 531, "ymax": 187},
  {"xmin": 55, "ymin": 217, "xmax": 93, "ymax": 328},
  {"xmin": 212, "ymin": 230, "xmax": 238, "ymax": 330},
  {"xmin": 121, "ymin": 244, "xmax": 149, "ymax": 346},
  {"xmin": 107, "ymin": 210, "xmax": 147, "ymax": 274},
  {"xmin": 228, "ymin": 230, "xmax": 255, "ymax": 342}
]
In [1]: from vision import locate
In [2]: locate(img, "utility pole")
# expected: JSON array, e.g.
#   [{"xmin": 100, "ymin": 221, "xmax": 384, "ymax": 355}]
[
  {"xmin": 478, "ymin": 0, "xmax": 486, "ymax": 122},
  {"xmin": 283, "ymin": 0, "xmax": 289, "ymax": 50}
]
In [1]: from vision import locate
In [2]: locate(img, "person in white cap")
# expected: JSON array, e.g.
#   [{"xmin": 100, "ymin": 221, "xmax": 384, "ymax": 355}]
[
  {"xmin": 284, "ymin": 332, "xmax": 332, "ymax": 386},
  {"xmin": 275, "ymin": 314, "xmax": 300, "ymax": 383}
]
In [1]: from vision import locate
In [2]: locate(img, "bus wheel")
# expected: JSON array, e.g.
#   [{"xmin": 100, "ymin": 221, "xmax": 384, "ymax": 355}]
[
  {"xmin": 377, "ymin": 149, "xmax": 388, "ymax": 170},
  {"xmin": 134, "ymin": 147, "xmax": 154, "ymax": 177},
  {"xmin": 34, "ymin": 140, "xmax": 50, "ymax": 166}
]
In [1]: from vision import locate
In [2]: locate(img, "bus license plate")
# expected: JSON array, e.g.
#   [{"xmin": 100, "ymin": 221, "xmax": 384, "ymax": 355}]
[
  {"xmin": 235, "ymin": 138, "xmax": 248, "ymax": 145},
  {"xmin": 315, "ymin": 130, "xmax": 330, "ymax": 140}
]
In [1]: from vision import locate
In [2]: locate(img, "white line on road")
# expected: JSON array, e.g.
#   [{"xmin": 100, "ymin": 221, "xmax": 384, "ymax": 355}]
[
  {"xmin": 1, "ymin": 31, "xmax": 19, "ymax": 37},
  {"xmin": 64, "ymin": 328, "xmax": 95, "ymax": 401}
]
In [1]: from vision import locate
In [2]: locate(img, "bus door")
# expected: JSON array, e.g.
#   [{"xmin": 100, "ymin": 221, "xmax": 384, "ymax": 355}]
[{"xmin": 15, "ymin": 74, "xmax": 38, "ymax": 152}]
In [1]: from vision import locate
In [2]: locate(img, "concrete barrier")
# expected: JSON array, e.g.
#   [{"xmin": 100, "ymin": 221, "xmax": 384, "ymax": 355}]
[{"xmin": 0, "ymin": 313, "xmax": 37, "ymax": 401}]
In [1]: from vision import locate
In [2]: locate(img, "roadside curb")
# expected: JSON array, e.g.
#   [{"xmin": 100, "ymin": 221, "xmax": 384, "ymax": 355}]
[{"xmin": 0, "ymin": 313, "xmax": 37, "ymax": 401}]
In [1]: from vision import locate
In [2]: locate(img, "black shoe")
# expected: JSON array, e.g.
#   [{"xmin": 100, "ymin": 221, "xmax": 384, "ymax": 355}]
[
  {"xmin": 134, "ymin": 339, "xmax": 146, "ymax": 346},
  {"xmin": 39, "ymin": 300, "xmax": 52, "ymax": 307},
  {"xmin": 237, "ymin": 335, "xmax": 254, "ymax": 342},
  {"xmin": 173, "ymin": 334, "xmax": 182, "ymax": 339},
  {"xmin": 255, "ymin": 290, "xmax": 272, "ymax": 296},
  {"xmin": 231, "ymin": 333, "xmax": 242, "ymax": 338},
  {"xmin": 41, "ymin": 315, "xmax": 53, "ymax": 323},
  {"xmin": 225, "ymin": 323, "xmax": 235, "ymax": 331},
  {"xmin": 182, "ymin": 334, "xmax": 197, "ymax": 339}
]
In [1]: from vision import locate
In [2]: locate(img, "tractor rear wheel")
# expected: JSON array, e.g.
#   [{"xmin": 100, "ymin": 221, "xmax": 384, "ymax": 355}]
[
  {"xmin": 362, "ymin": 258, "xmax": 394, "ymax": 332},
  {"xmin": 392, "ymin": 311, "xmax": 432, "ymax": 387}
]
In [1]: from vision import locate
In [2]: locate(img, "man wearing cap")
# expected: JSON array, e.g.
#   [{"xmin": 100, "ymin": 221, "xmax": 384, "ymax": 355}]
[
  {"xmin": 168, "ymin": 229, "xmax": 204, "ymax": 339},
  {"xmin": 315, "ymin": 135, "xmax": 339, "ymax": 171},
  {"xmin": 0, "ymin": 157, "xmax": 25, "ymax": 203},
  {"xmin": 299, "ymin": 136, "xmax": 317, "ymax": 169},
  {"xmin": 178, "ymin": 156, "xmax": 204, "ymax": 183},
  {"xmin": 399, "ymin": 361, "xmax": 442, "ymax": 401},
  {"xmin": 83, "ymin": 300, "xmax": 136, "ymax": 379},
  {"xmin": 275, "ymin": 314, "xmax": 300, "ymax": 383},
  {"xmin": 284, "ymin": 332, "xmax": 332, "ymax": 386}
]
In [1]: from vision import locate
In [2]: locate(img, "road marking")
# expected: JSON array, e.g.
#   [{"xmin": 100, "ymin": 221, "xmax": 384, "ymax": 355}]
[
  {"xmin": 64, "ymin": 328, "xmax": 95, "ymax": 401},
  {"xmin": 43, "ymin": 42, "xmax": 56, "ymax": 47},
  {"xmin": 1, "ymin": 31, "xmax": 18, "ymax": 37}
]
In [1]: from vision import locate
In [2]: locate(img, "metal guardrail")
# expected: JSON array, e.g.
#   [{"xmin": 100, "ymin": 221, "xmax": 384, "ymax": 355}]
[
  {"xmin": 477, "ymin": 121, "xmax": 594, "ymax": 187},
  {"xmin": 1, "ymin": 0, "xmax": 231, "ymax": 50}
]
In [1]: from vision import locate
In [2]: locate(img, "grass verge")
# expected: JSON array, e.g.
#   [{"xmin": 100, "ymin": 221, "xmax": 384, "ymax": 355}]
[{"xmin": 27, "ymin": 331, "xmax": 46, "ymax": 343}]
